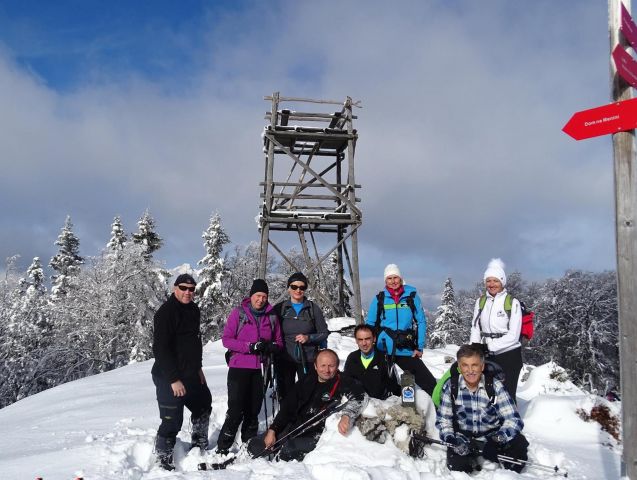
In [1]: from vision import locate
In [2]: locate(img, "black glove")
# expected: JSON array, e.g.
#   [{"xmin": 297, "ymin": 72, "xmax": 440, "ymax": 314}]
[
  {"xmin": 445, "ymin": 433, "xmax": 470, "ymax": 456},
  {"xmin": 249, "ymin": 342, "xmax": 265, "ymax": 354},
  {"xmin": 490, "ymin": 431, "xmax": 508, "ymax": 446}
]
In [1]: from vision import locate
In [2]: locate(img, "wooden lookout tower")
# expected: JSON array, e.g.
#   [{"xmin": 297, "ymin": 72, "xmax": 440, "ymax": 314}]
[{"xmin": 258, "ymin": 92, "xmax": 363, "ymax": 321}]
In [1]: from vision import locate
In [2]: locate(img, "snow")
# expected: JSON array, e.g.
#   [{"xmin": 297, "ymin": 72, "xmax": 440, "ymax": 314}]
[{"xmin": 0, "ymin": 336, "xmax": 623, "ymax": 479}]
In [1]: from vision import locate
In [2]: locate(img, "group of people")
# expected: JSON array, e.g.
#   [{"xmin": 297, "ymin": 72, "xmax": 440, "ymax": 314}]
[{"xmin": 150, "ymin": 258, "xmax": 529, "ymax": 474}]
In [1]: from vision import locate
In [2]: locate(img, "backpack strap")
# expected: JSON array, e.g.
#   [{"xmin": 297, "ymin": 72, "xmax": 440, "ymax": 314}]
[
  {"xmin": 448, "ymin": 361, "xmax": 461, "ymax": 433},
  {"xmin": 474, "ymin": 293, "xmax": 514, "ymax": 331},
  {"xmin": 374, "ymin": 291, "xmax": 386, "ymax": 333},
  {"xmin": 236, "ymin": 307, "xmax": 248, "ymax": 336},
  {"xmin": 449, "ymin": 360, "xmax": 498, "ymax": 435},
  {"xmin": 473, "ymin": 294, "xmax": 487, "ymax": 328},
  {"xmin": 307, "ymin": 300, "xmax": 316, "ymax": 329}
]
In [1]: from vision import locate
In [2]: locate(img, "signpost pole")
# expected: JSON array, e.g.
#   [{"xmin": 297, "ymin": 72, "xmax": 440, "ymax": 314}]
[{"xmin": 609, "ymin": 1, "xmax": 637, "ymax": 477}]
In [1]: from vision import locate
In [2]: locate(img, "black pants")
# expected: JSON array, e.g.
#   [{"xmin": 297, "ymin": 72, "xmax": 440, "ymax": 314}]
[
  {"xmin": 275, "ymin": 357, "xmax": 308, "ymax": 401},
  {"xmin": 490, "ymin": 347, "xmax": 523, "ymax": 403},
  {"xmin": 217, "ymin": 367, "xmax": 264, "ymax": 451},
  {"xmin": 153, "ymin": 374, "xmax": 212, "ymax": 445},
  {"xmin": 247, "ymin": 426, "xmax": 321, "ymax": 462},
  {"xmin": 447, "ymin": 433, "xmax": 529, "ymax": 473},
  {"xmin": 393, "ymin": 355, "xmax": 437, "ymax": 396}
]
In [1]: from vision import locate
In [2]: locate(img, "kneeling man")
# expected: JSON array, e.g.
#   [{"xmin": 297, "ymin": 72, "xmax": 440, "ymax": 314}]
[{"xmin": 436, "ymin": 344, "xmax": 528, "ymax": 473}]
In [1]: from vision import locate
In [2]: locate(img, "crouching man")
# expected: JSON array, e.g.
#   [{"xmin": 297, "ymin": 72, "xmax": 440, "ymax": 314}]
[
  {"xmin": 435, "ymin": 344, "xmax": 529, "ymax": 474},
  {"xmin": 344, "ymin": 324, "xmax": 400, "ymax": 400},
  {"xmin": 249, "ymin": 349, "xmax": 368, "ymax": 461}
]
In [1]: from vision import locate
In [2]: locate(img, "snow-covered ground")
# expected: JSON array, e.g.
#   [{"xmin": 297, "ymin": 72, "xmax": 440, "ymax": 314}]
[{"xmin": 0, "ymin": 332, "xmax": 622, "ymax": 479}]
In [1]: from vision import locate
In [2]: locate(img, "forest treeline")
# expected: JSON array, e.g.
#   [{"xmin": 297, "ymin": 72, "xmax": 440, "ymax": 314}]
[{"xmin": 0, "ymin": 212, "xmax": 617, "ymax": 409}]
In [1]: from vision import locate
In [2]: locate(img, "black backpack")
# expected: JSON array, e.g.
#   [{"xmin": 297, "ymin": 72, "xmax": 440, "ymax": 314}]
[{"xmin": 278, "ymin": 300, "xmax": 327, "ymax": 349}]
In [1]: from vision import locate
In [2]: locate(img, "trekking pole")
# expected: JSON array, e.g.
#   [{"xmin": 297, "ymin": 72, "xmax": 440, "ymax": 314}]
[
  {"xmin": 256, "ymin": 399, "xmax": 348, "ymax": 458},
  {"xmin": 296, "ymin": 341, "xmax": 307, "ymax": 374},
  {"xmin": 268, "ymin": 353, "xmax": 278, "ymax": 418},
  {"xmin": 410, "ymin": 432, "xmax": 567, "ymax": 477},
  {"xmin": 200, "ymin": 400, "xmax": 348, "ymax": 471},
  {"xmin": 260, "ymin": 353, "xmax": 271, "ymax": 431},
  {"xmin": 496, "ymin": 454, "xmax": 568, "ymax": 477}
]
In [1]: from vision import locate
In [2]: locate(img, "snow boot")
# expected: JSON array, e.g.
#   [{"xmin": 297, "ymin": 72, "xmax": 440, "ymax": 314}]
[
  {"xmin": 191, "ymin": 408, "xmax": 211, "ymax": 450},
  {"xmin": 155, "ymin": 435, "xmax": 176, "ymax": 471}
]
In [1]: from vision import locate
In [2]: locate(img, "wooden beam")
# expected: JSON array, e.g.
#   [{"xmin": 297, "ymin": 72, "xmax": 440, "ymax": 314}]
[{"xmin": 610, "ymin": 1, "xmax": 637, "ymax": 477}]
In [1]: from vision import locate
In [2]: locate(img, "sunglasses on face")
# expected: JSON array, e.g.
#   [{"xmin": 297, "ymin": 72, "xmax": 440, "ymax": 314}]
[
  {"xmin": 177, "ymin": 285, "xmax": 196, "ymax": 292},
  {"xmin": 289, "ymin": 284, "xmax": 307, "ymax": 291}
]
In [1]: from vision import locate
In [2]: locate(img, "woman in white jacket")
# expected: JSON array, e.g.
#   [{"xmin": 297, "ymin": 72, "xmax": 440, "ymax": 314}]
[{"xmin": 469, "ymin": 258, "xmax": 522, "ymax": 402}]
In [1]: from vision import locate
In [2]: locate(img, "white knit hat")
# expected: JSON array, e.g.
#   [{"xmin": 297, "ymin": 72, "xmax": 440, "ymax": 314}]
[
  {"xmin": 384, "ymin": 264, "xmax": 402, "ymax": 279},
  {"xmin": 483, "ymin": 258, "xmax": 507, "ymax": 286}
]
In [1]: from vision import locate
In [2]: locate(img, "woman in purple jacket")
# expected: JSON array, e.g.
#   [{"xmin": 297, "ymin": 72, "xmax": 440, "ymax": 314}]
[{"xmin": 215, "ymin": 279, "xmax": 284, "ymax": 454}]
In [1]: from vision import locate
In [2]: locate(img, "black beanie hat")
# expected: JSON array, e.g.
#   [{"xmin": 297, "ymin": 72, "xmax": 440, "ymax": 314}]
[
  {"xmin": 249, "ymin": 278, "xmax": 269, "ymax": 296},
  {"xmin": 174, "ymin": 273, "xmax": 196, "ymax": 286},
  {"xmin": 287, "ymin": 272, "xmax": 308, "ymax": 287}
]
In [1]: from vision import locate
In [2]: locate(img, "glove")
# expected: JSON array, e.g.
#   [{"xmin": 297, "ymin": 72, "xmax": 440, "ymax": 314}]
[
  {"xmin": 490, "ymin": 431, "xmax": 508, "ymax": 446},
  {"xmin": 445, "ymin": 433, "xmax": 470, "ymax": 456},
  {"xmin": 249, "ymin": 342, "xmax": 264, "ymax": 354}
]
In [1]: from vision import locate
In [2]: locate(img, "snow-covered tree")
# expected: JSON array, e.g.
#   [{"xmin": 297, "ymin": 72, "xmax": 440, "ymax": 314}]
[
  {"xmin": 107, "ymin": 215, "xmax": 127, "ymax": 252},
  {"xmin": 0, "ymin": 257, "xmax": 53, "ymax": 404},
  {"xmin": 221, "ymin": 242, "xmax": 266, "ymax": 313},
  {"xmin": 49, "ymin": 216, "xmax": 83, "ymax": 299},
  {"xmin": 131, "ymin": 209, "xmax": 162, "ymax": 258},
  {"xmin": 196, "ymin": 212, "xmax": 230, "ymax": 342},
  {"xmin": 429, "ymin": 278, "xmax": 464, "ymax": 348},
  {"xmin": 528, "ymin": 270, "xmax": 618, "ymax": 393}
]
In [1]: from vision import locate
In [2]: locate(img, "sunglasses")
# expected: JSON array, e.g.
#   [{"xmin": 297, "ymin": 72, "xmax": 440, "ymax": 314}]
[
  {"xmin": 289, "ymin": 284, "xmax": 307, "ymax": 291},
  {"xmin": 177, "ymin": 285, "xmax": 196, "ymax": 292}
]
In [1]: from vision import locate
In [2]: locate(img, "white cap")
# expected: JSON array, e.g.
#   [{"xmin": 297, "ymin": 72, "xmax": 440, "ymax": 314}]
[
  {"xmin": 384, "ymin": 264, "xmax": 402, "ymax": 279},
  {"xmin": 483, "ymin": 258, "xmax": 506, "ymax": 286}
]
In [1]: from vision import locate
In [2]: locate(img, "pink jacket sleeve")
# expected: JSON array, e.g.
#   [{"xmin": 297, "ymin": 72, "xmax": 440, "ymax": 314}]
[{"xmin": 222, "ymin": 307, "xmax": 251, "ymax": 353}]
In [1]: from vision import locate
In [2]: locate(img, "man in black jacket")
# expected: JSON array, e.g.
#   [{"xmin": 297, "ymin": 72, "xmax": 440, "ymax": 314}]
[
  {"xmin": 151, "ymin": 274, "xmax": 212, "ymax": 470},
  {"xmin": 249, "ymin": 349, "xmax": 368, "ymax": 461},
  {"xmin": 344, "ymin": 325, "xmax": 400, "ymax": 399}
]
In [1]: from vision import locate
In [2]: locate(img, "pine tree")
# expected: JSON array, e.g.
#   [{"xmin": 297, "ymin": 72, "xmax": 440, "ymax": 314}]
[
  {"xmin": 107, "ymin": 215, "xmax": 127, "ymax": 252},
  {"xmin": 196, "ymin": 212, "xmax": 230, "ymax": 342},
  {"xmin": 131, "ymin": 209, "xmax": 162, "ymax": 258},
  {"xmin": 49, "ymin": 216, "xmax": 83, "ymax": 299},
  {"xmin": 26, "ymin": 257, "xmax": 46, "ymax": 295},
  {"xmin": 429, "ymin": 278, "xmax": 464, "ymax": 348},
  {"xmin": 1, "ymin": 257, "xmax": 53, "ymax": 404}
]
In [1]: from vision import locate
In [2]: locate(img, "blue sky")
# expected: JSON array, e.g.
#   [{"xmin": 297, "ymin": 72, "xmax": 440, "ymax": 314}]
[{"xmin": 0, "ymin": 0, "xmax": 617, "ymax": 308}]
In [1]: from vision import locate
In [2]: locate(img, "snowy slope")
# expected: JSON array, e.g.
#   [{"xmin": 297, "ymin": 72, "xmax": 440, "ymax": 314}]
[{"xmin": 0, "ymin": 335, "xmax": 622, "ymax": 480}]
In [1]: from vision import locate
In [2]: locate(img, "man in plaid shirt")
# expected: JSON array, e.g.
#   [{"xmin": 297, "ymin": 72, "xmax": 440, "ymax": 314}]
[{"xmin": 436, "ymin": 344, "xmax": 529, "ymax": 473}]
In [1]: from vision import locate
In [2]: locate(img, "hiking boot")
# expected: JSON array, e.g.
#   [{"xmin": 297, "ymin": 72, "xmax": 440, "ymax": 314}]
[
  {"xmin": 191, "ymin": 408, "xmax": 211, "ymax": 450},
  {"xmin": 215, "ymin": 446, "xmax": 230, "ymax": 455},
  {"xmin": 158, "ymin": 456, "xmax": 175, "ymax": 471},
  {"xmin": 155, "ymin": 435, "xmax": 176, "ymax": 471}
]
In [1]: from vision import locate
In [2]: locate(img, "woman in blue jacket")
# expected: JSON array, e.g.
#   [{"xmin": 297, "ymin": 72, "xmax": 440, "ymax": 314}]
[{"xmin": 365, "ymin": 264, "xmax": 436, "ymax": 396}]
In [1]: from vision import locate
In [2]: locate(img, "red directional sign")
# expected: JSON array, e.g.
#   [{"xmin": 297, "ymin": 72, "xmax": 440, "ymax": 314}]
[
  {"xmin": 613, "ymin": 44, "xmax": 637, "ymax": 88},
  {"xmin": 621, "ymin": 2, "xmax": 637, "ymax": 50},
  {"xmin": 562, "ymin": 98, "xmax": 637, "ymax": 140}
]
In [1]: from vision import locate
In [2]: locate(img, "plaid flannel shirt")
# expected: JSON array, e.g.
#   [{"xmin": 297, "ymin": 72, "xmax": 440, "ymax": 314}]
[{"xmin": 436, "ymin": 375, "xmax": 523, "ymax": 443}]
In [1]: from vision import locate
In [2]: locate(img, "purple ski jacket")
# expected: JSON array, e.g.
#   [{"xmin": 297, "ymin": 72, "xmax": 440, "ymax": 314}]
[{"xmin": 222, "ymin": 298, "xmax": 283, "ymax": 370}]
